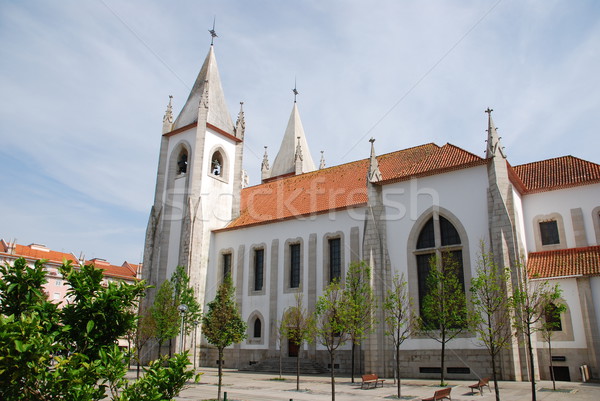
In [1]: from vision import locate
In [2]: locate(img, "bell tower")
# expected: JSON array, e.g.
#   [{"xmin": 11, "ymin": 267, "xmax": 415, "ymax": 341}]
[{"xmin": 142, "ymin": 37, "xmax": 245, "ymax": 343}]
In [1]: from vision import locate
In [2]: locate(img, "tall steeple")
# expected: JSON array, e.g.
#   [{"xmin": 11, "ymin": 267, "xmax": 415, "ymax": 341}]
[
  {"xmin": 368, "ymin": 138, "xmax": 382, "ymax": 182},
  {"xmin": 172, "ymin": 45, "xmax": 234, "ymax": 134},
  {"xmin": 270, "ymin": 87, "xmax": 315, "ymax": 178}
]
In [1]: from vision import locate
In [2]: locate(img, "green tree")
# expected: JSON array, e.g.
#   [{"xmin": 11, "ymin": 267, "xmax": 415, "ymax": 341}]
[
  {"xmin": 315, "ymin": 281, "xmax": 350, "ymax": 401},
  {"xmin": 540, "ymin": 301, "xmax": 566, "ymax": 391},
  {"xmin": 134, "ymin": 307, "xmax": 157, "ymax": 378},
  {"xmin": 170, "ymin": 265, "xmax": 202, "ymax": 339},
  {"xmin": 343, "ymin": 261, "xmax": 375, "ymax": 383},
  {"xmin": 151, "ymin": 280, "xmax": 179, "ymax": 357},
  {"xmin": 511, "ymin": 262, "xmax": 562, "ymax": 401},
  {"xmin": 0, "ymin": 257, "xmax": 196, "ymax": 401},
  {"xmin": 470, "ymin": 244, "xmax": 513, "ymax": 401},
  {"xmin": 282, "ymin": 292, "xmax": 314, "ymax": 391},
  {"xmin": 383, "ymin": 274, "xmax": 414, "ymax": 399},
  {"xmin": 202, "ymin": 275, "xmax": 247, "ymax": 401},
  {"xmin": 420, "ymin": 253, "xmax": 469, "ymax": 386}
]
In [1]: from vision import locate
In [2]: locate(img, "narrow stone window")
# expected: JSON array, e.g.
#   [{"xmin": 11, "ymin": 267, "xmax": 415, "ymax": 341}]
[
  {"xmin": 223, "ymin": 253, "xmax": 232, "ymax": 279},
  {"xmin": 290, "ymin": 243, "xmax": 301, "ymax": 288},
  {"xmin": 254, "ymin": 248, "xmax": 264, "ymax": 291},
  {"xmin": 253, "ymin": 317, "xmax": 262, "ymax": 338},
  {"xmin": 329, "ymin": 238, "xmax": 341, "ymax": 283},
  {"xmin": 540, "ymin": 221, "xmax": 560, "ymax": 246}
]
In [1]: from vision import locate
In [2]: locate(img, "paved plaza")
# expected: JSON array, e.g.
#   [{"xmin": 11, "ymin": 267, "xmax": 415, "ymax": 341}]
[{"xmin": 165, "ymin": 367, "xmax": 600, "ymax": 401}]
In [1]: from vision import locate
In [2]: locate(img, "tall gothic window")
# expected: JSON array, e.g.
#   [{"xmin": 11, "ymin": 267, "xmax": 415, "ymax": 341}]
[
  {"xmin": 290, "ymin": 243, "xmax": 301, "ymax": 288},
  {"xmin": 177, "ymin": 150, "xmax": 188, "ymax": 174},
  {"xmin": 415, "ymin": 216, "xmax": 464, "ymax": 316},
  {"xmin": 254, "ymin": 249, "xmax": 264, "ymax": 291},
  {"xmin": 329, "ymin": 238, "xmax": 341, "ymax": 283}
]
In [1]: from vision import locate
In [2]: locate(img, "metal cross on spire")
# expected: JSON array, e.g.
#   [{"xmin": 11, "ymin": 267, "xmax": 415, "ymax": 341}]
[
  {"xmin": 209, "ymin": 16, "xmax": 218, "ymax": 45},
  {"xmin": 485, "ymin": 107, "xmax": 493, "ymax": 115},
  {"xmin": 292, "ymin": 78, "xmax": 299, "ymax": 103}
]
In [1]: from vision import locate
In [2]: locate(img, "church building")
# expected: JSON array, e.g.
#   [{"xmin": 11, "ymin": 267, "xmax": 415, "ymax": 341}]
[{"xmin": 142, "ymin": 41, "xmax": 600, "ymax": 382}]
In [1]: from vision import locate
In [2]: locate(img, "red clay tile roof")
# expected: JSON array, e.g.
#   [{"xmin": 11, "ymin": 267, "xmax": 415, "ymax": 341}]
[
  {"xmin": 0, "ymin": 240, "xmax": 137, "ymax": 281},
  {"xmin": 528, "ymin": 246, "xmax": 600, "ymax": 279},
  {"xmin": 513, "ymin": 156, "xmax": 600, "ymax": 194},
  {"xmin": 222, "ymin": 143, "xmax": 485, "ymax": 230},
  {"xmin": 0, "ymin": 243, "xmax": 78, "ymax": 265}
]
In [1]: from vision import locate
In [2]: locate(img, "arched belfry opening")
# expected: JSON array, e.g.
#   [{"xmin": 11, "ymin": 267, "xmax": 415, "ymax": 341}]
[
  {"xmin": 211, "ymin": 150, "xmax": 223, "ymax": 176},
  {"xmin": 177, "ymin": 149, "xmax": 188, "ymax": 174}
]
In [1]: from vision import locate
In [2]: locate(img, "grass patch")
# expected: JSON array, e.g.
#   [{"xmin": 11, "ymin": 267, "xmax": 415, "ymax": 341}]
[
  {"xmin": 269, "ymin": 377, "xmax": 286, "ymax": 381},
  {"xmin": 539, "ymin": 387, "xmax": 576, "ymax": 393}
]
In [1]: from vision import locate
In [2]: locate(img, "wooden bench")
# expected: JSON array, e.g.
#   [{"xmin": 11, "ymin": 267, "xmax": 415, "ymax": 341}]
[
  {"xmin": 468, "ymin": 377, "xmax": 491, "ymax": 395},
  {"xmin": 360, "ymin": 373, "xmax": 385, "ymax": 389},
  {"xmin": 422, "ymin": 387, "xmax": 452, "ymax": 400}
]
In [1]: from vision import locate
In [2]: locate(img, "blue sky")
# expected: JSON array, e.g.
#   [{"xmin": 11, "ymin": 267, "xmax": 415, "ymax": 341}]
[{"xmin": 1, "ymin": 0, "xmax": 599, "ymax": 265}]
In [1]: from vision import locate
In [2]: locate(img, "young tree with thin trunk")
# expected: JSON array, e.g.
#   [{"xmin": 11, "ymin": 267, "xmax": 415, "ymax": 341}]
[
  {"xmin": 315, "ymin": 281, "xmax": 350, "ymax": 401},
  {"xmin": 420, "ymin": 253, "xmax": 469, "ymax": 387},
  {"xmin": 511, "ymin": 262, "xmax": 562, "ymax": 401},
  {"xmin": 540, "ymin": 300, "xmax": 566, "ymax": 391},
  {"xmin": 150, "ymin": 280, "xmax": 179, "ymax": 358},
  {"xmin": 275, "ymin": 317, "xmax": 286, "ymax": 379},
  {"xmin": 170, "ymin": 266, "xmax": 202, "ymax": 342},
  {"xmin": 282, "ymin": 292, "xmax": 314, "ymax": 391},
  {"xmin": 343, "ymin": 261, "xmax": 375, "ymax": 383},
  {"xmin": 383, "ymin": 274, "xmax": 414, "ymax": 399},
  {"xmin": 134, "ymin": 307, "xmax": 156, "ymax": 379},
  {"xmin": 202, "ymin": 275, "xmax": 247, "ymax": 401},
  {"xmin": 470, "ymin": 243, "xmax": 513, "ymax": 401}
]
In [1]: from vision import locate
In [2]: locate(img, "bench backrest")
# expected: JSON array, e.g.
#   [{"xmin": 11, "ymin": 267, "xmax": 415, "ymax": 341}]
[
  {"xmin": 435, "ymin": 387, "xmax": 451, "ymax": 396},
  {"xmin": 362, "ymin": 374, "xmax": 378, "ymax": 381}
]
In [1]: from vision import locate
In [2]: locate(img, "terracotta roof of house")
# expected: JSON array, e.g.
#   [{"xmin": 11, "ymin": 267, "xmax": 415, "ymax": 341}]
[
  {"xmin": 513, "ymin": 156, "xmax": 600, "ymax": 194},
  {"xmin": 527, "ymin": 246, "xmax": 600, "ymax": 279},
  {"xmin": 222, "ymin": 143, "xmax": 485, "ymax": 230},
  {"xmin": 0, "ymin": 240, "xmax": 137, "ymax": 281}
]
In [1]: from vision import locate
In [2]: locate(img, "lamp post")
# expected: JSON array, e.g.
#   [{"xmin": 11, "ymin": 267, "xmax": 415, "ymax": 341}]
[
  {"xmin": 177, "ymin": 304, "xmax": 188, "ymax": 353},
  {"xmin": 192, "ymin": 320, "xmax": 199, "ymax": 369}
]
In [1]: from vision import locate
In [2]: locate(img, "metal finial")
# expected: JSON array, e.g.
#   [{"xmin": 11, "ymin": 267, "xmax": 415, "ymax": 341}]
[
  {"xmin": 369, "ymin": 137, "xmax": 375, "ymax": 144},
  {"xmin": 485, "ymin": 107, "xmax": 493, "ymax": 115},
  {"xmin": 293, "ymin": 78, "xmax": 299, "ymax": 103},
  {"xmin": 209, "ymin": 16, "xmax": 218, "ymax": 45}
]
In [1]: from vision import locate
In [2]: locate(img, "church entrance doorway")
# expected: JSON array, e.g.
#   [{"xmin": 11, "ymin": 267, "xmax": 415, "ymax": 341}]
[{"xmin": 288, "ymin": 340, "xmax": 299, "ymax": 357}]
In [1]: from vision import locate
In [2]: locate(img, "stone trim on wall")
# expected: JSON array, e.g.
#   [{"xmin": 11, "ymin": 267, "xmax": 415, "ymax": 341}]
[
  {"xmin": 246, "ymin": 310, "xmax": 266, "ymax": 345},
  {"xmin": 248, "ymin": 243, "xmax": 267, "ymax": 296},
  {"xmin": 321, "ymin": 231, "xmax": 345, "ymax": 289},
  {"xmin": 218, "ymin": 247, "xmax": 234, "ymax": 285},
  {"xmin": 592, "ymin": 206, "xmax": 600, "ymax": 246},
  {"xmin": 533, "ymin": 212, "xmax": 567, "ymax": 251},
  {"xmin": 283, "ymin": 237, "xmax": 304, "ymax": 294}
]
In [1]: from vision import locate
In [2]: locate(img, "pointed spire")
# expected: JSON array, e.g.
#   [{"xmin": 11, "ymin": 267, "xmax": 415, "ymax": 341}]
[
  {"xmin": 270, "ymin": 102, "xmax": 315, "ymax": 177},
  {"xmin": 162, "ymin": 95, "xmax": 174, "ymax": 133},
  {"xmin": 368, "ymin": 138, "xmax": 382, "ymax": 183},
  {"xmin": 261, "ymin": 146, "xmax": 271, "ymax": 181},
  {"xmin": 319, "ymin": 150, "xmax": 326, "ymax": 169},
  {"xmin": 172, "ymin": 46, "xmax": 234, "ymax": 133},
  {"xmin": 485, "ymin": 107, "xmax": 506, "ymax": 159},
  {"xmin": 235, "ymin": 102, "xmax": 245, "ymax": 139}
]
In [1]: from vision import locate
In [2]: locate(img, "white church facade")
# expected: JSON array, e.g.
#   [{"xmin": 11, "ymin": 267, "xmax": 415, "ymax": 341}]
[{"xmin": 142, "ymin": 42, "xmax": 600, "ymax": 382}]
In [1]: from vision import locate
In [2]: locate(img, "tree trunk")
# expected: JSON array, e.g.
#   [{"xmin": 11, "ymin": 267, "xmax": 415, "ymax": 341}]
[
  {"xmin": 279, "ymin": 345, "xmax": 283, "ymax": 379},
  {"xmin": 296, "ymin": 348, "xmax": 300, "ymax": 391},
  {"xmin": 396, "ymin": 345, "xmax": 401, "ymax": 398},
  {"xmin": 218, "ymin": 347, "xmax": 224, "ymax": 401},
  {"xmin": 526, "ymin": 327, "xmax": 537, "ymax": 401},
  {"xmin": 330, "ymin": 350, "xmax": 336, "ymax": 401},
  {"xmin": 351, "ymin": 341, "xmax": 356, "ymax": 383},
  {"xmin": 491, "ymin": 348, "xmax": 500, "ymax": 401},
  {"xmin": 440, "ymin": 330, "xmax": 446, "ymax": 386},
  {"xmin": 549, "ymin": 335, "xmax": 556, "ymax": 391}
]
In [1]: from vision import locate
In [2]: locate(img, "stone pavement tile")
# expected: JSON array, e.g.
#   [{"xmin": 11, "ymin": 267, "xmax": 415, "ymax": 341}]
[{"xmin": 126, "ymin": 368, "xmax": 599, "ymax": 401}]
